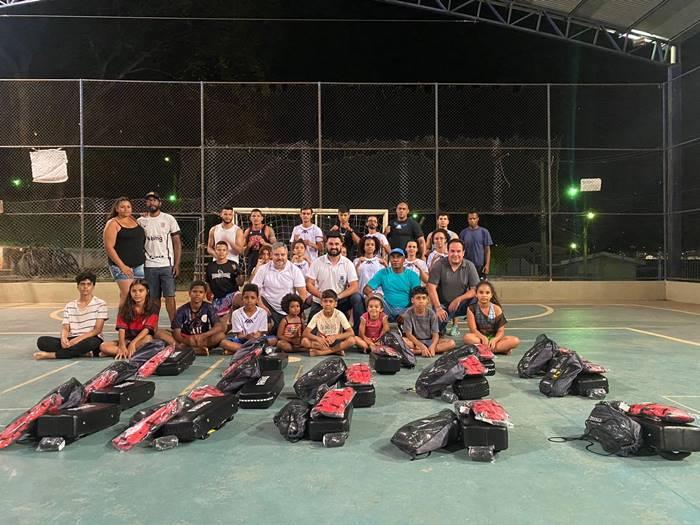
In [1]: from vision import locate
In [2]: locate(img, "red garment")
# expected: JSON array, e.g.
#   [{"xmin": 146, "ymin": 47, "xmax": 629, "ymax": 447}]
[
  {"xmin": 116, "ymin": 312, "xmax": 159, "ymax": 341},
  {"xmin": 459, "ymin": 355, "xmax": 487, "ymax": 376},
  {"xmin": 628, "ymin": 403, "xmax": 694, "ymax": 424},
  {"xmin": 475, "ymin": 343, "xmax": 495, "ymax": 361},
  {"xmin": 469, "ymin": 399, "xmax": 511, "ymax": 427},
  {"xmin": 581, "ymin": 359, "xmax": 607, "ymax": 374},
  {"xmin": 136, "ymin": 345, "xmax": 175, "ymax": 378},
  {"xmin": 345, "ymin": 363, "xmax": 372, "ymax": 385},
  {"xmin": 0, "ymin": 394, "xmax": 64, "ymax": 449},
  {"xmin": 310, "ymin": 388, "xmax": 356, "ymax": 419},
  {"xmin": 112, "ymin": 397, "xmax": 188, "ymax": 451},
  {"xmin": 188, "ymin": 385, "xmax": 225, "ymax": 403}
]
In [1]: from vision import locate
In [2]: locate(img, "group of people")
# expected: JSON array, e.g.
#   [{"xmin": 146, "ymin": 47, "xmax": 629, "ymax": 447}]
[{"xmin": 33, "ymin": 197, "xmax": 520, "ymax": 361}]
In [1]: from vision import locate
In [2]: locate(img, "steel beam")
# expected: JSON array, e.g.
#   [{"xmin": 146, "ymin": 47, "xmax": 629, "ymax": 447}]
[{"xmin": 373, "ymin": 0, "xmax": 676, "ymax": 65}]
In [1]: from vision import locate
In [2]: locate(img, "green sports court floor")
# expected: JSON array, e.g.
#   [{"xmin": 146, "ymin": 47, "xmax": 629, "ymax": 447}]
[{"xmin": 1, "ymin": 301, "xmax": 699, "ymax": 525}]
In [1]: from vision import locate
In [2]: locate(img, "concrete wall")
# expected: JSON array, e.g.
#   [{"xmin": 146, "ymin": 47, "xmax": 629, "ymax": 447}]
[
  {"xmin": 0, "ymin": 280, "xmax": 668, "ymax": 305},
  {"xmin": 665, "ymin": 280, "xmax": 700, "ymax": 304}
]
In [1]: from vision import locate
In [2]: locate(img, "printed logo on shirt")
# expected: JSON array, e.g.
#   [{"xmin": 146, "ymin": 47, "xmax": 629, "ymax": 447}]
[{"xmin": 213, "ymin": 270, "xmax": 231, "ymax": 280}]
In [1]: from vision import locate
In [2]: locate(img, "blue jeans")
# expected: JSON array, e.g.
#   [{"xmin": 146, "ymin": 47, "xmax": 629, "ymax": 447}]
[
  {"xmin": 438, "ymin": 298, "xmax": 475, "ymax": 333},
  {"xmin": 108, "ymin": 263, "xmax": 145, "ymax": 281},
  {"xmin": 376, "ymin": 296, "xmax": 409, "ymax": 323},
  {"xmin": 144, "ymin": 266, "xmax": 176, "ymax": 299}
]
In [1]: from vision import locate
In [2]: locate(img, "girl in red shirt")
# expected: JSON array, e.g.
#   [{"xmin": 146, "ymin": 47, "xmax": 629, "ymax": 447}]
[{"xmin": 100, "ymin": 279, "xmax": 159, "ymax": 359}]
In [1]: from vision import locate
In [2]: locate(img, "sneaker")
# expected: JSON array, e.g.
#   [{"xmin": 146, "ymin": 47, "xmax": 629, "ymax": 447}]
[{"xmin": 448, "ymin": 324, "xmax": 460, "ymax": 337}]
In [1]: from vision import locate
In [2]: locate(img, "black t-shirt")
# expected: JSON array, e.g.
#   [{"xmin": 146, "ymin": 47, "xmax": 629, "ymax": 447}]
[
  {"xmin": 387, "ymin": 218, "xmax": 423, "ymax": 250},
  {"xmin": 331, "ymin": 221, "xmax": 356, "ymax": 255},
  {"xmin": 205, "ymin": 260, "xmax": 239, "ymax": 299}
]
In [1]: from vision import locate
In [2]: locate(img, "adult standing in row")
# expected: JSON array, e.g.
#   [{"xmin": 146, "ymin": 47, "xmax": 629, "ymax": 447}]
[
  {"xmin": 243, "ymin": 208, "xmax": 276, "ymax": 273},
  {"xmin": 138, "ymin": 191, "xmax": 181, "ymax": 323},
  {"xmin": 306, "ymin": 233, "xmax": 364, "ymax": 335},
  {"xmin": 427, "ymin": 239, "xmax": 480, "ymax": 334},
  {"xmin": 290, "ymin": 207, "xmax": 324, "ymax": 260},
  {"xmin": 385, "ymin": 201, "xmax": 426, "ymax": 258},
  {"xmin": 426, "ymin": 212, "xmax": 458, "ymax": 251},
  {"xmin": 459, "ymin": 210, "xmax": 493, "ymax": 278},
  {"xmin": 207, "ymin": 206, "xmax": 245, "ymax": 264},
  {"xmin": 252, "ymin": 242, "xmax": 307, "ymax": 331},
  {"xmin": 103, "ymin": 196, "xmax": 146, "ymax": 306},
  {"xmin": 365, "ymin": 215, "xmax": 390, "ymax": 257},
  {"xmin": 329, "ymin": 205, "xmax": 361, "ymax": 259}
]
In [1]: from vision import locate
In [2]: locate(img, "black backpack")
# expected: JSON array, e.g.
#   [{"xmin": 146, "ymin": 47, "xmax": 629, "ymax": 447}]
[
  {"xmin": 584, "ymin": 402, "xmax": 643, "ymax": 456},
  {"xmin": 517, "ymin": 333, "xmax": 558, "ymax": 378},
  {"xmin": 381, "ymin": 329, "xmax": 416, "ymax": 368},
  {"xmin": 539, "ymin": 351, "xmax": 583, "ymax": 397}
]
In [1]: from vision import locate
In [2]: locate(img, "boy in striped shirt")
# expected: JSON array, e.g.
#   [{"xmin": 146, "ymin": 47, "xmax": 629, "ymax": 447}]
[{"xmin": 34, "ymin": 271, "xmax": 109, "ymax": 359}]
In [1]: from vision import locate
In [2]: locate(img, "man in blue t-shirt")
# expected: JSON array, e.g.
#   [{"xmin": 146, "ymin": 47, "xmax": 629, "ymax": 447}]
[
  {"xmin": 459, "ymin": 211, "xmax": 493, "ymax": 278},
  {"xmin": 385, "ymin": 201, "xmax": 426, "ymax": 258},
  {"xmin": 364, "ymin": 248, "xmax": 421, "ymax": 321}
]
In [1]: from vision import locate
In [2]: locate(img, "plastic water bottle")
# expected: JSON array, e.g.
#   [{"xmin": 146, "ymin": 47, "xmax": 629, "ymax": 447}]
[
  {"xmin": 468, "ymin": 445, "xmax": 495, "ymax": 462},
  {"xmin": 153, "ymin": 435, "xmax": 179, "ymax": 451},
  {"xmin": 322, "ymin": 432, "xmax": 348, "ymax": 448},
  {"xmin": 441, "ymin": 386, "xmax": 457, "ymax": 403},
  {"xmin": 587, "ymin": 388, "xmax": 607, "ymax": 400},
  {"xmin": 36, "ymin": 437, "xmax": 66, "ymax": 452}
]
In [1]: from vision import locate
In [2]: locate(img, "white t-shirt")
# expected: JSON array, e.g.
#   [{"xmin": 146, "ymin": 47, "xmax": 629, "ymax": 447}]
[
  {"xmin": 138, "ymin": 213, "xmax": 180, "ymax": 268},
  {"xmin": 63, "ymin": 296, "xmax": 109, "ymax": 338},
  {"xmin": 307, "ymin": 255, "xmax": 358, "ymax": 304},
  {"xmin": 307, "ymin": 309, "xmax": 351, "ymax": 336},
  {"xmin": 353, "ymin": 256, "xmax": 385, "ymax": 294},
  {"xmin": 292, "ymin": 259, "xmax": 310, "ymax": 277},
  {"xmin": 213, "ymin": 223, "xmax": 242, "ymax": 263},
  {"xmin": 427, "ymin": 250, "xmax": 448, "ymax": 269},
  {"xmin": 290, "ymin": 224, "xmax": 324, "ymax": 259},
  {"xmin": 230, "ymin": 306, "xmax": 268, "ymax": 336},
  {"xmin": 251, "ymin": 261, "xmax": 306, "ymax": 314},
  {"xmin": 404, "ymin": 258, "xmax": 429, "ymax": 278}
]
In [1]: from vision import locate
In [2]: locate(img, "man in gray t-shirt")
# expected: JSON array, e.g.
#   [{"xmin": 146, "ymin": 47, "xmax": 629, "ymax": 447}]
[{"xmin": 427, "ymin": 239, "xmax": 480, "ymax": 333}]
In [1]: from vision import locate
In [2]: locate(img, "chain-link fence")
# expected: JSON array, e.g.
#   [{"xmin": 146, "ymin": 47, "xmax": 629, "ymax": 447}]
[{"xmin": 0, "ymin": 79, "xmax": 678, "ymax": 282}]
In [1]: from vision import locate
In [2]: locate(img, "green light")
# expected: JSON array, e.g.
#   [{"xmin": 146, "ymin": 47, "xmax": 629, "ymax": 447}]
[
  {"xmin": 168, "ymin": 194, "xmax": 177, "ymax": 202},
  {"xmin": 566, "ymin": 186, "xmax": 579, "ymax": 199},
  {"xmin": 11, "ymin": 179, "xmax": 22, "ymax": 187},
  {"xmin": 164, "ymin": 156, "xmax": 171, "ymax": 162},
  {"xmin": 412, "ymin": 213, "xmax": 418, "ymax": 219},
  {"xmin": 569, "ymin": 242, "xmax": 578, "ymax": 250},
  {"xmin": 586, "ymin": 211, "xmax": 596, "ymax": 220}
]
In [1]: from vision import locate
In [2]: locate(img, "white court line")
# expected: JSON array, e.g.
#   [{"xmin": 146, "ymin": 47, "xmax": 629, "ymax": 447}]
[
  {"xmin": 619, "ymin": 304, "xmax": 700, "ymax": 317},
  {"xmin": 508, "ymin": 327, "xmax": 629, "ymax": 330},
  {"xmin": 49, "ymin": 308, "xmax": 63, "ymax": 321},
  {"xmin": 0, "ymin": 408, "xmax": 29, "ymax": 411},
  {"xmin": 293, "ymin": 364, "xmax": 304, "ymax": 381},
  {"xmin": 663, "ymin": 397, "xmax": 700, "ymax": 414},
  {"xmin": 505, "ymin": 304, "xmax": 554, "ymax": 322},
  {"xmin": 0, "ymin": 362, "xmax": 79, "ymax": 395},
  {"xmin": 660, "ymin": 395, "xmax": 700, "ymax": 398},
  {"xmin": 625, "ymin": 327, "xmax": 700, "ymax": 347},
  {"xmin": 179, "ymin": 357, "xmax": 225, "ymax": 396}
]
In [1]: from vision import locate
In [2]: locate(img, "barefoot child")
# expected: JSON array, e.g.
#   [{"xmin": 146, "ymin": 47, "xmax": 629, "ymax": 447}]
[
  {"xmin": 171, "ymin": 280, "xmax": 225, "ymax": 356},
  {"xmin": 221, "ymin": 283, "xmax": 275, "ymax": 354},
  {"xmin": 355, "ymin": 296, "xmax": 389, "ymax": 353},
  {"xmin": 276, "ymin": 293, "xmax": 305, "ymax": 353},
  {"xmin": 402, "ymin": 286, "xmax": 455, "ymax": 357},
  {"xmin": 290, "ymin": 239, "xmax": 312, "ymax": 277},
  {"xmin": 463, "ymin": 281, "xmax": 520, "ymax": 354},
  {"xmin": 100, "ymin": 279, "xmax": 159, "ymax": 359},
  {"xmin": 301, "ymin": 289, "xmax": 356, "ymax": 356},
  {"xmin": 34, "ymin": 271, "xmax": 109, "ymax": 360}
]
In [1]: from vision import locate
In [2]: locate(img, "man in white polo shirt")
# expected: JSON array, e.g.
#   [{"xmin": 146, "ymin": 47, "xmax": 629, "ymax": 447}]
[
  {"xmin": 252, "ymin": 242, "xmax": 308, "ymax": 331},
  {"xmin": 289, "ymin": 207, "xmax": 324, "ymax": 260},
  {"xmin": 306, "ymin": 232, "xmax": 365, "ymax": 335}
]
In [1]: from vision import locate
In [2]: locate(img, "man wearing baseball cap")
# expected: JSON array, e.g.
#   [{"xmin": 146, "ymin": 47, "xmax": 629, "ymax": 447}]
[
  {"xmin": 363, "ymin": 247, "xmax": 420, "ymax": 322},
  {"xmin": 137, "ymin": 191, "xmax": 182, "ymax": 322}
]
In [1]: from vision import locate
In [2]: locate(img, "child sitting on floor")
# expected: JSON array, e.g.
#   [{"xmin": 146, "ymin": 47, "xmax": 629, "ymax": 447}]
[
  {"xmin": 100, "ymin": 279, "xmax": 159, "ymax": 359},
  {"xmin": 463, "ymin": 281, "xmax": 520, "ymax": 355},
  {"xmin": 276, "ymin": 293, "xmax": 305, "ymax": 353},
  {"xmin": 301, "ymin": 289, "xmax": 356, "ymax": 356},
  {"xmin": 355, "ymin": 296, "xmax": 389, "ymax": 353},
  {"xmin": 170, "ymin": 280, "xmax": 225, "ymax": 356},
  {"xmin": 221, "ymin": 283, "xmax": 275, "ymax": 354},
  {"xmin": 402, "ymin": 286, "xmax": 455, "ymax": 357}
]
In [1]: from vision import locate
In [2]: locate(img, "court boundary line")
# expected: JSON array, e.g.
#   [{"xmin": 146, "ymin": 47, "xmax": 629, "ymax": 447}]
[
  {"xmin": 663, "ymin": 396, "xmax": 700, "ymax": 414},
  {"xmin": 0, "ymin": 362, "xmax": 79, "ymax": 396},
  {"xmin": 179, "ymin": 357, "xmax": 225, "ymax": 395},
  {"xmin": 624, "ymin": 327, "xmax": 700, "ymax": 347}
]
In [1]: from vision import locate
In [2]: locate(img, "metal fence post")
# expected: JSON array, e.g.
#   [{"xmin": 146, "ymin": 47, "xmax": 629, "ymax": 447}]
[
  {"xmin": 200, "ymin": 81, "xmax": 205, "ymax": 219},
  {"xmin": 547, "ymin": 83, "xmax": 553, "ymax": 281},
  {"xmin": 317, "ymin": 82, "xmax": 323, "ymax": 209},
  {"xmin": 434, "ymin": 83, "xmax": 439, "ymax": 216},
  {"xmin": 79, "ymin": 79, "xmax": 85, "ymax": 267}
]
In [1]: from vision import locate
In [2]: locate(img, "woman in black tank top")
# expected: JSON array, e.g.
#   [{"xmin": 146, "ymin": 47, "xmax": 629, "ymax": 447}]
[
  {"xmin": 244, "ymin": 209, "xmax": 275, "ymax": 275},
  {"xmin": 103, "ymin": 197, "xmax": 146, "ymax": 305}
]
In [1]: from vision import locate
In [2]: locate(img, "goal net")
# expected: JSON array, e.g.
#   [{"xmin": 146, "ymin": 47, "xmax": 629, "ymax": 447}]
[{"xmin": 232, "ymin": 207, "xmax": 389, "ymax": 274}]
